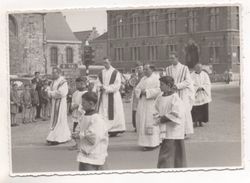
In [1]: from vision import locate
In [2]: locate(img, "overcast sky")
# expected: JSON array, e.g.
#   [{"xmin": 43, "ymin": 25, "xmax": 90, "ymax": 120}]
[{"xmin": 63, "ymin": 9, "xmax": 108, "ymax": 35}]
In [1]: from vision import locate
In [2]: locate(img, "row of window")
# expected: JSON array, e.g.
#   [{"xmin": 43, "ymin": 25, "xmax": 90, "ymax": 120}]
[
  {"xmin": 114, "ymin": 46, "xmax": 239, "ymax": 62},
  {"xmin": 112, "ymin": 7, "xmax": 239, "ymax": 38},
  {"xmin": 114, "ymin": 45, "xmax": 177, "ymax": 61},
  {"xmin": 50, "ymin": 47, "xmax": 74, "ymax": 66}
]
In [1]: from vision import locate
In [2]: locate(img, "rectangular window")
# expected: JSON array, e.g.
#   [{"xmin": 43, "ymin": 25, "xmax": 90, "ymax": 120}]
[
  {"xmin": 50, "ymin": 47, "xmax": 58, "ymax": 66},
  {"xmin": 166, "ymin": 44, "xmax": 177, "ymax": 58},
  {"xmin": 132, "ymin": 16, "xmax": 140, "ymax": 37},
  {"xmin": 148, "ymin": 46, "xmax": 158, "ymax": 61},
  {"xmin": 209, "ymin": 8, "xmax": 220, "ymax": 31},
  {"xmin": 166, "ymin": 12, "xmax": 176, "ymax": 35},
  {"xmin": 66, "ymin": 47, "xmax": 73, "ymax": 63},
  {"xmin": 149, "ymin": 15, "xmax": 158, "ymax": 36},
  {"xmin": 115, "ymin": 48, "xmax": 124, "ymax": 61},
  {"xmin": 131, "ymin": 47, "xmax": 140, "ymax": 61},
  {"xmin": 116, "ymin": 17, "xmax": 123, "ymax": 38},
  {"xmin": 187, "ymin": 10, "xmax": 197, "ymax": 33}
]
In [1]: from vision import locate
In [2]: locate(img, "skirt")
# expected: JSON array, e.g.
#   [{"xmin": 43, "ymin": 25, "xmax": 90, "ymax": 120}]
[{"xmin": 191, "ymin": 103, "xmax": 209, "ymax": 123}]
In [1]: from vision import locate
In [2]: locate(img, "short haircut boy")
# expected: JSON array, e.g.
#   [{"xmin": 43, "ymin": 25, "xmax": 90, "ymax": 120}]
[
  {"xmin": 82, "ymin": 92, "xmax": 98, "ymax": 104},
  {"xmin": 159, "ymin": 76, "xmax": 175, "ymax": 88}
]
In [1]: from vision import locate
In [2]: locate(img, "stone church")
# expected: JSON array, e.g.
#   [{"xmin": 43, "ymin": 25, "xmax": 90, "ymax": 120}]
[{"xmin": 9, "ymin": 12, "xmax": 81, "ymax": 75}]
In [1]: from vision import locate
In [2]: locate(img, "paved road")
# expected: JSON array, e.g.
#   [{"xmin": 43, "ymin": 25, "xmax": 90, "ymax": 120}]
[{"xmin": 11, "ymin": 82, "xmax": 241, "ymax": 173}]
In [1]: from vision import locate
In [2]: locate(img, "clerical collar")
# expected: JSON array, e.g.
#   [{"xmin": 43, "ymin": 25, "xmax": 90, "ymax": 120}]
[{"xmin": 85, "ymin": 109, "xmax": 96, "ymax": 116}]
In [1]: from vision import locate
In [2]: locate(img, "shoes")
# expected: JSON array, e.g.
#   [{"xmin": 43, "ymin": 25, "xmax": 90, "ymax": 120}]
[
  {"xmin": 142, "ymin": 146, "xmax": 158, "ymax": 151},
  {"xmin": 47, "ymin": 141, "xmax": 60, "ymax": 146}
]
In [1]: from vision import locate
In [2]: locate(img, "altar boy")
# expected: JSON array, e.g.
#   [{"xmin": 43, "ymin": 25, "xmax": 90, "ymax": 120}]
[
  {"xmin": 73, "ymin": 92, "xmax": 109, "ymax": 171},
  {"xmin": 154, "ymin": 76, "xmax": 186, "ymax": 168}
]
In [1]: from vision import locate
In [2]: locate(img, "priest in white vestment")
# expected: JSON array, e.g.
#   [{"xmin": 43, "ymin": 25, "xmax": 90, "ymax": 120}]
[
  {"xmin": 191, "ymin": 63, "xmax": 212, "ymax": 127},
  {"xmin": 96, "ymin": 58, "xmax": 126, "ymax": 137},
  {"xmin": 165, "ymin": 53, "xmax": 194, "ymax": 135},
  {"xmin": 135, "ymin": 64, "xmax": 161, "ymax": 150},
  {"xmin": 46, "ymin": 67, "xmax": 71, "ymax": 145}
]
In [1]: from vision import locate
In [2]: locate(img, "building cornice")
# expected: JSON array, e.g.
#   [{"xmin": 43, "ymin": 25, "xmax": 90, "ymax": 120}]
[
  {"xmin": 46, "ymin": 40, "xmax": 82, "ymax": 44},
  {"xmin": 107, "ymin": 29, "xmax": 240, "ymax": 41}
]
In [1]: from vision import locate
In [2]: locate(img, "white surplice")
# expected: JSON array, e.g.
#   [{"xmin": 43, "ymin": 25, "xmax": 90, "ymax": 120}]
[
  {"xmin": 166, "ymin": 63, "xmax": 194, "ymax": 134},
  {"xmin": 135, "ymin": 73, "xmax": 161, "ymax": 147},
  {"xmin": 154, "ymin": 93, "xmax": 185, "ymax": 140},
  {"xmin": 191, "ymin": 71, "xmax": 212, "ymax": 106},
  {"xmin": 97, "ymin": 66, "xmax": 126, "ymax": 132},
  {"xmin": 46, "ymin": 76, "xmax": 71, "ymax": 143}
]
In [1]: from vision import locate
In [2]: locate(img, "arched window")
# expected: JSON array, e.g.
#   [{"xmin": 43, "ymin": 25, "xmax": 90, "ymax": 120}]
[
  {"xmin": 50, "ymin": 47, "xmax": 58, "ymax": 66},
  {"xmin": 9, "ymin": 15, "xmax": 18, "ymax": 37},
  {"xmin": 66, "ymin": 47, "xmax": 73, "ymax": 63}
]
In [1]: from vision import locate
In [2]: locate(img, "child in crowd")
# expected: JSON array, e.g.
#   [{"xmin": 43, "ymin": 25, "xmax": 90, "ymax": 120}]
[
  {"xmin": 69, "ymin": 77, "xmax": 88, "ymax": 150},
  {"xmin": 72, "ymin": 92, "xmax": 109, "ymax": 171},
  {"xmin": 10, "ymin": 83, "xmax": 20, "ymax": 127},
  {"xmin": 41, "ymin": 80, "xmax": 50, "ymax": 120},
  {"xmin": 30, "ymin": 82, "xmax": 40, "ymax": 122},
  {"xmin": 20, "ymin": 84, "xmax": 32, "ymax": 123},
  {"xmin": 154, "ymin": 76, "xmax": 186, "ymax": 168}
]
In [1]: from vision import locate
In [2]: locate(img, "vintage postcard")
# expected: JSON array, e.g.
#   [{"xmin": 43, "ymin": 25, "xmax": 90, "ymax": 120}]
[{"xmin": 0, "ymin": 0, "xmax": 249, "ymax": 183}]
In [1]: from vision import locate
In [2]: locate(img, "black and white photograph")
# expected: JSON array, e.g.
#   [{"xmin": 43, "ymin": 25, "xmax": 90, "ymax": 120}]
[
  {"xmin": 2, "ymin": 0, "xmax": 250, "ymax": 182},
  {"xmin": 7, "ymin": 5, "xmax": 242, "ymax": 174}
]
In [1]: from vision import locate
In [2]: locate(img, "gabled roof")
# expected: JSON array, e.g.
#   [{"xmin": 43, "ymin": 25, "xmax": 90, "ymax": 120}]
[
  {"xmin": 93, "ymin": 32, "xmax": 107, "ymax": 41},
  {"xmin": 73, "ymin": 31, "xmax": 92, "ymax": 42},
  {"xmin": 45, "ymin": 12, "xmax": 80, "ymax": 43}
]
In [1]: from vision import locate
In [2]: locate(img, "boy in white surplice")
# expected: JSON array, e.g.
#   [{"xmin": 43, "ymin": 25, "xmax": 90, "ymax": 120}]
[
  {"xmin": 73, "ymin": 92, "xmax": 109, "ymax": 171},
  {"xmin": 154, "ymin": 76, "xmax": 186, "ymax": 168}
]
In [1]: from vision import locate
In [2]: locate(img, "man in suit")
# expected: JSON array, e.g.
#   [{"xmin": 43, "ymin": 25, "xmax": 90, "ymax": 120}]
[{"xmin": 31, "ymin": 72, "xmax": 43, "ymax": 119}]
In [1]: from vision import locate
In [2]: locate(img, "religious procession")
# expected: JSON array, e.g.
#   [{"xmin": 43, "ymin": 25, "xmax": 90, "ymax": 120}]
[
  {"xmin": 9, "ymin": 8, "xmax": 240, "ymax": 173},
  {"xmin": 10, "ymin": 53, "xmax": 214, "ymax": 171}
]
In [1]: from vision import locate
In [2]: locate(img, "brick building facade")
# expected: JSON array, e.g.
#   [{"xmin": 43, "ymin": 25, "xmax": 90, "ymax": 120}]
[{"xmin": 107, "ymin": 6, "xmax": 240, "ymax": 73}]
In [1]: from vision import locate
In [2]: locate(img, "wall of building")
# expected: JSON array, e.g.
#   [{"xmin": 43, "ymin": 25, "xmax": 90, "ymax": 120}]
[
  {"xmin": 90, "ymin": 40, "xmax": 108, "ymax": 64},
  {"xmin": 9, "ymin": 13, "xmax": 45, "ymax": 75},
  {"xmin": 107, "ymin": 7, "xmax": 240, "ymax": 73},
  {"xmin": 45, "ymin": 42, "xmax": 81, "ymax": 74}
]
